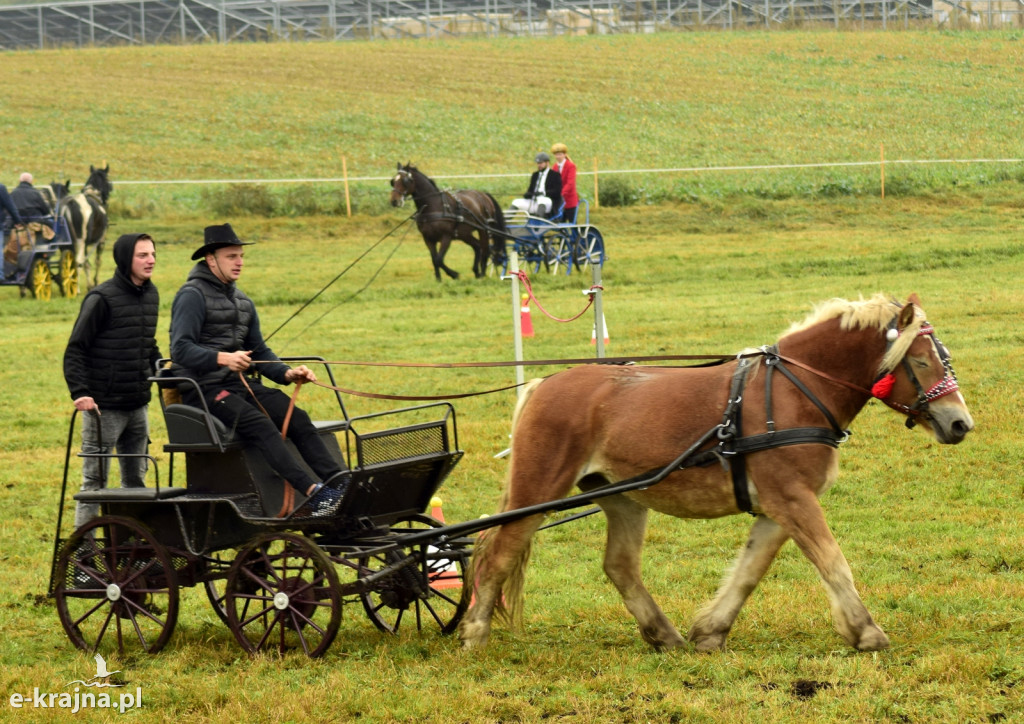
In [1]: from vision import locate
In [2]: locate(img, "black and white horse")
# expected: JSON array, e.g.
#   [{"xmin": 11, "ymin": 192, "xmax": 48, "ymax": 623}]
[{"xmin": 61, "ymin": 165, "xmax": 111, "ymax": 290}]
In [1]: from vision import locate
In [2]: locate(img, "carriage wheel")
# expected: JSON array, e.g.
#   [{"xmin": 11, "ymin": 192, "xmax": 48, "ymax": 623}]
[
  {"xmin": 201, "ymin": 548, "xmax": 241, "ymax": 625},
  {"xmin": 54, "ymin": 515, "xmax": 179, "ymax": 655},
  {"xmin": 359, "ymin": 514, "xmax": 468, "ymax": 636},
  {"xmin": 27, "ymin": 258, "xmax": 53, "ymax": 300},
  {"xmin": 57, "ymin": 250, "xmax": 79, "ymax": 298},
  {"xmin": 574, "ymin": 228, "xmax": 606, "ymax": 272},
  {"xmin": 224, "ymin": 532, "xmax": 341, "ymax": 658},
  {"xmin": 548, "ymin": 234, "xmax": 573, "ymax": 275}
]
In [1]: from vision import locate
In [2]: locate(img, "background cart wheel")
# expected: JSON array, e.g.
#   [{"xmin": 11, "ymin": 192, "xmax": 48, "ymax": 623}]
[
  {"xmin": 225, "ymin": 532, "xmax": 341, "ymax": 658},
  {"xmin": 574, "ymin": 227, "xmax": 605, "ymax": 272},
  {"xmin": 202, "ymin": 548, "xmax": 240, "ymax": 625},
  {"xmin": 54, "ymin": 515, "xmax": 179, "ymax": 655},
  {"xmin": 359, "ymin": 514, "xmax": 468, "ymax": 636},
  {"xmin": 27, "ymin": 258, "xmax": 52, "ymax": 300},
  {"xmin": 57, "ymin": 250, "xmax": 78, "ymax": 298}
]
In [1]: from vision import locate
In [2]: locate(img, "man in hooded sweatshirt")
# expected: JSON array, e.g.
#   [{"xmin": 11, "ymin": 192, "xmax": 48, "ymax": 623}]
[{"xmin": 63, "ymin": 233, "xmax": 160, "ymax": 529}]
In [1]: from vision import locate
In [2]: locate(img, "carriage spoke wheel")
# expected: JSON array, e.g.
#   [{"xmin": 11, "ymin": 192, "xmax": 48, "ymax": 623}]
[
  {"xmin": 201, "ymin": 549, "xmax": 241, "ymax": 626},
  {"xmin": 359, "ymin": 514, "xmax": 468, "ymax": 636},
  {"xmin": 574, "ymin": 228, "xmax": 605, "ymax": 272},
  {"xmin": 54, "ymin": 515, "xmax": 179, "ymax": 655},
  {"xmin": 225, "ymin": 533, "xmax": 341, "ymax": 658},
  {"xmin": 27, "ymin": 258, "xmax": 53, "ymax": 300},
  {"xmin": 57, "ymin": 250, "xmax": 79, "ymax": 298}
]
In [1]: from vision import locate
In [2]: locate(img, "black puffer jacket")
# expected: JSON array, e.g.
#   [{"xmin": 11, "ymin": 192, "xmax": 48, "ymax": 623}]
[
  {"xmin": 169, "ymin": 261, "xmax": 289, "ymax": 388},
  {"xmin": 63, "ymin": 233, "xmax": 161, "ymax": 409}
]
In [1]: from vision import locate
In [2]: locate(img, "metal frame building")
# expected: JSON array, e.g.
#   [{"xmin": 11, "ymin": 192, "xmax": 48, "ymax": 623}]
[{"xmin": 0, "ymin": 0, "xmax": 1018, "ymax": 51}]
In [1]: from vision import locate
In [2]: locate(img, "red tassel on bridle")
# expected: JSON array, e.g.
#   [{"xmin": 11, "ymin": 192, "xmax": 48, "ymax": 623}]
[{"xmin": 871, "ymin": 373, "xmax": 896, "ymax": 399}]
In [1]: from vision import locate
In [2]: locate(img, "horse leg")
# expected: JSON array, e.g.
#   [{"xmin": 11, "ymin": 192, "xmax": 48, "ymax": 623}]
[
  {"xmin": 459, "ymin": 514, "xmax": 544, "ymax": 650},
  {"xmin": 688, "ymin": 514, "xmax": 790, "ymax": 652},
  {"xmin": 424, "ymin": 241, "xmax": 444, "ymax": 282},
  {"xmin": 600, "ymin": 493, "xmax": 685, "ymax": 650},
  {"xmin": 763, "ymin": 491, "xmax": 890, "ymax": 651},
  {"xmin": 91, "ymin": 241, "xmax": 104, "ymax": 289},
  {"xmin": 473, "ymin": 234, "xmax": 487, "ymax": 278},
  {"xmin": 437, "ymin": 237, "xmax": 459, "ymax": 280}
]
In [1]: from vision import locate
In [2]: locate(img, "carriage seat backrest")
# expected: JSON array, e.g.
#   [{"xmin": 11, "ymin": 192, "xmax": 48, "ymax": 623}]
[{"xmin": 163, "ymin": 403, "xmax": 241, "ymax": 451}]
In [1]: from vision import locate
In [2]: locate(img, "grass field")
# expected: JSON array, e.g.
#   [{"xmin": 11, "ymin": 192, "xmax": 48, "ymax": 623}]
[{"xmin": 0, "ymin": 30, "xmax": 1022, "ymax": 723}]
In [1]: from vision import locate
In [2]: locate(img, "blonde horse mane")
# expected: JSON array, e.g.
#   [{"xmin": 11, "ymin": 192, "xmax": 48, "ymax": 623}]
[{"xmin": 782, "ymin": 293, "xmax": 926, "ymax": 375}]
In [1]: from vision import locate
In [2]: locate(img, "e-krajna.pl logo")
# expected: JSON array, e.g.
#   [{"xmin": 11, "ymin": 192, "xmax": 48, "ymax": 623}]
[{"xmin": 8, "ymin": 654, "xmax": 143, "ymax": 714}]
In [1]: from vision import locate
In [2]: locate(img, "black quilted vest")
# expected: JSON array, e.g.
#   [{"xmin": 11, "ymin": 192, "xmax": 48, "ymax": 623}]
[
  {"xmin": 85, "ymin": 272, "xmax": 159, "ymax": 409},
  {"xmin": 180, "ymin": 263, "xmax": 256, "ymax": 387}
]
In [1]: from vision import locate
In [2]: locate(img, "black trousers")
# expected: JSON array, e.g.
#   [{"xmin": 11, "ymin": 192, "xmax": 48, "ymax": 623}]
[{"xmin": 185, "ymin": 378, "xmax": 341, "ymax": 493}]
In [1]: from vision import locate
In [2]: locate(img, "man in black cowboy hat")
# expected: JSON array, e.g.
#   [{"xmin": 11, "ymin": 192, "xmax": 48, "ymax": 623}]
[{"xmin": 169, "ymin": 223, "xmax": 348, "ymax": 518}]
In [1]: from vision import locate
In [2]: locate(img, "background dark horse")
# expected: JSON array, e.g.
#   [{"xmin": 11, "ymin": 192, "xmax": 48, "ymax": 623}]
[
  {"xmin": 390, "ymin": 163, "xmax": 507, "ymax": 281},
  {"xmin": 60, "ymin": 164, "xmax": 111, "ymax": 290}
]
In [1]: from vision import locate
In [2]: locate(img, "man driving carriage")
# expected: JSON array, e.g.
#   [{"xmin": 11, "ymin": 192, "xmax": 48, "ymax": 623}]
[
  {"xmin": 168, "ymin": 223, "xmax": 349, "ymax": 519},
  {"xmin": 11, "ymin": 173, "xmax": 52, "ymax": 218},
  {"xmin": 510, "ymin": 152, "xmax": 562, "ymax": 219}
]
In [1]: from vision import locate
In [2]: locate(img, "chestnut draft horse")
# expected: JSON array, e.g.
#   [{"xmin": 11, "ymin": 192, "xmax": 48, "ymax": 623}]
[
  {"xmin": 390, "ymin": 164, "xmax": 507, "ymax": 281},
  {"xmin": 459, "ymin": 294, "xmax": 974, "ymax": 653}
]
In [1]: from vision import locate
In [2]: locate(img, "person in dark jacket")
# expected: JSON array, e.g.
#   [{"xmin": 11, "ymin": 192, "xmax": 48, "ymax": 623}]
[
  {"xmin": 169, "ymin": 223, "xmax": 348, "ymax": 519},
  {"xmin": 11, "ymin": 173, "xmax": 52, "ymax": 218},
  {"xmin": 63, "ymin": 233, "xmax": 161, "ymax": 529},
  {"xmin": 511, "ymin": 152, "xmax": 562, "ymax": 218},
  {"xmin": 0, "ymin": 182, "xmax": 23, "ymax": 231}
]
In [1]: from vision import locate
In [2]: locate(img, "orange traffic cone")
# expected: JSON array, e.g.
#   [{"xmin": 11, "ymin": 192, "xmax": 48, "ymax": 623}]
[
  {"xmin": 428, "ymin": 496, "xmax": 461, "ymax": 590},
  {"xmin": 520, "ymin": 293, "xmax": 534, "ymax": 338},
  {"xmin": 590, "ymin": 313, "xmax": 610, "ymax": 345}
]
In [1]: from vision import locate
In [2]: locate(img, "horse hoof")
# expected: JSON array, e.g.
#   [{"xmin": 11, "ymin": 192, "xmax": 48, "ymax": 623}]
[{"xmin": 855, "ymin": 627, "xmax": 890, "ymax": 651}]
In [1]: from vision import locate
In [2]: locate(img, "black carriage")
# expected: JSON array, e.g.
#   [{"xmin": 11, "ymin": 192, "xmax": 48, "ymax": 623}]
[
  {"xmin": 48, "ymin": 358, "xmax": 470, "ymax": 657},
  {"xmin": 497, "ymin": 199, "xmax": 606, "ymax": 276},
  {"xmin": 2, "ymin": 214, "xmax": 78, "ymax": 300}
]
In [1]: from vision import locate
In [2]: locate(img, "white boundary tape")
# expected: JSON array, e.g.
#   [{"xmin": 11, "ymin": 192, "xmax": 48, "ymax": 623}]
[{"xmin": 111, "ymin": 157, "xmax": 1024, "ymax": 187}]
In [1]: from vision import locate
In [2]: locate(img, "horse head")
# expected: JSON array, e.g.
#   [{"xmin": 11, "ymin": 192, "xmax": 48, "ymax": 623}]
[
  {"xmin": 871, "ymin": 294, "xmax": 973, "ymax": 444},
  {"xmin": 85, "ymin": 163, "xmax": 112, "ymax": 205},
  {"xmin": 390, "ymin": 163, "xmax": 416, "ymax": 208},
  {"xmin": 51, "ymin": 180, "xmax": 71, "ymax": 200}
]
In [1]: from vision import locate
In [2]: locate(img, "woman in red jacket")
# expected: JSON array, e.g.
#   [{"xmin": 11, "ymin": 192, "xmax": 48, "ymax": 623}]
[{"xmin": 551, "ymin": 142, "xmax": 578, "ymax": 222}]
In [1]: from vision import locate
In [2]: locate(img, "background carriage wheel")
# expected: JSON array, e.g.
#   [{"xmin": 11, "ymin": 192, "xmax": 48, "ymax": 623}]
[
  {"xmin": 547, "ymin": 233, "xmax": 573, "ymax": 275},
  {"xmin": 54, "ymin": 515, "xmax": 179, "ymax": 655},
  {"xmin": 201, "ymin": 548, "xmax": 242, "ymax": 625},
  {"xmin": 574, "ymin": 228, "xmax": 605, "ymax": 272},
  {"xmin": 27, "ymin": 258, "xmax": 53, "ymax": 300},
  {"xmin": 57, "ymin": 250, "xmax": 79, "ymax": 298},
  {"xmin": 224, "ymin": 532, "xmax": 341, "ymax": 658},
  {"xmin": 358, "ymin": 514, "xmax": 468, "ymax": 636}
]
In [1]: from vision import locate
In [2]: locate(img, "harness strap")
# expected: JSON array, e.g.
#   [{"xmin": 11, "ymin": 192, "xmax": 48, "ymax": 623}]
[{"xmin": 763, "ymin": 346, "xmax": 845, "ymax": 436}]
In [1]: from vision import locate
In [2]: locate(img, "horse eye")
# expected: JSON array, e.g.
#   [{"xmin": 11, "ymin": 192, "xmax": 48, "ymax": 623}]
[{"xmin": 911, "ymin": 357, "xmax": 929, "ymax": 369}]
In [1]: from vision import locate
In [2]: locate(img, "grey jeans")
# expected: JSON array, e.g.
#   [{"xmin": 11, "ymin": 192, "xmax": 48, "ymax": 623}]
[{"xmin": 74, "ymin": 406, "xmax": 150, "ymax": 529}]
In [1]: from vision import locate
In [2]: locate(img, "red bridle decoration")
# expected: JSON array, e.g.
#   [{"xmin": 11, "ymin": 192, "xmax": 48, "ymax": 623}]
[{"xmin": 871, "ymin": 374, "xmax": 896, "ymax": 399}]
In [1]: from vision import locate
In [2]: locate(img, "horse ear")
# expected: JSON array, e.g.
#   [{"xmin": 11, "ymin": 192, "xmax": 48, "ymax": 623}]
[
  {"xmin": 906, "ymin": 292, "xmax": 921, "ymax": 306},
  {"xmin": 103, "ymin": 162, "xmax": 109, "ymax": 171},
  {"xmin": 897, "ymin": 300, "xmax": 917, "ymax": 330},
  {"xmin": 90, "ymin": 165, "xmax": 95, "ymax": 173}
]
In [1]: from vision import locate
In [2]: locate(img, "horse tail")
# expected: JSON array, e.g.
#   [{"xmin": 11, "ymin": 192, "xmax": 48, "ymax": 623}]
[
  {"xmin": 483, "ymin": 192, "xmax": 509, "ymax": 259},
  {"xmin": 465, "ymin": 377, "xmax": 545, "ymax": 628},
  {"xmin": 484, "ymin": 192, "xmax": 507, "ymax": 234}
]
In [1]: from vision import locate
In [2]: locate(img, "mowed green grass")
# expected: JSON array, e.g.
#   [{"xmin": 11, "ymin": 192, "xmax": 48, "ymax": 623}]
[{"xmin": 0, "ymin": 30, "xmax": 1022, "ymax": 723}]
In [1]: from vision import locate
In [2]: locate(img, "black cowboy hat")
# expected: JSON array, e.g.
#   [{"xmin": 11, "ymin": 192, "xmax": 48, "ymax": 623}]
[{"xmin": 191, "ymin": 223, "xmax": 253, "ymax": 260}]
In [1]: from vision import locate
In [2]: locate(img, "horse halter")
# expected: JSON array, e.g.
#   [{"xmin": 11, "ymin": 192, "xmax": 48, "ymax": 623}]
[
  {"xmin": 391, "ymin": 170, "xmax": 414, "ymax": 199},
  {"xmin": 872, "ymin": 318, "xmax": 960, "ymax": 426}
]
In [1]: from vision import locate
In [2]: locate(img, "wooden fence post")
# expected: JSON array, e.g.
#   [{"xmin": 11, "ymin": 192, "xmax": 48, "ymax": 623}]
[{"xmin": 343, "ymin": 156, "xmax": 352, "ymax": 217}]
